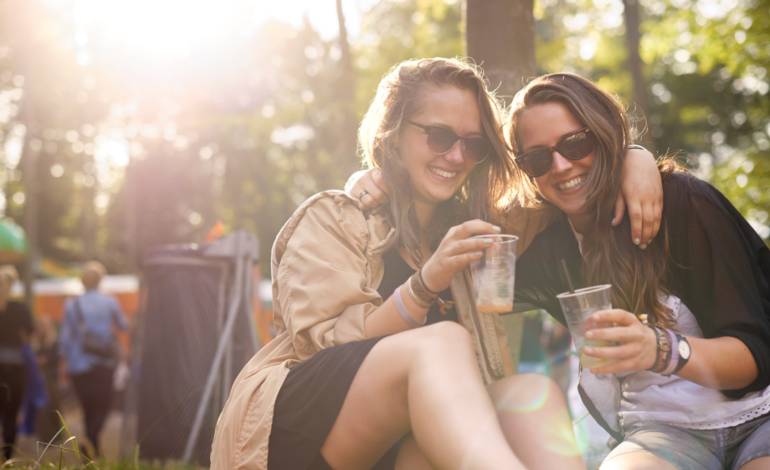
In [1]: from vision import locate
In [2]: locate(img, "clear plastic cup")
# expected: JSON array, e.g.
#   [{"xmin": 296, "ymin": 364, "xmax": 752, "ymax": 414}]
[
  {"xmin": 469, "ymin": 234, "xmax": 517, "ymax": 314},
  {"xmin": 556, "ymin": 284, "xmax": 617, "ymax": 368}
]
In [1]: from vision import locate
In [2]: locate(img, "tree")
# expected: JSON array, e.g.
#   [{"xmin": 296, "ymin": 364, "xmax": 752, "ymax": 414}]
[
  {"xmin": 465, "ymin": 0, "xmax": 536, "ymax": 100},
  {"xmin": 465, "ymin": 0, "xmax": 539, "ymax": 368}
]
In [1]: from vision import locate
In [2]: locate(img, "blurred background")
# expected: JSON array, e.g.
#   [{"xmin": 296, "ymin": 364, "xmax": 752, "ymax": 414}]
[
  {"xmin": 1, "ymin": 0, "xmax": 769, "ymax": 465},
  {"xmin": 0, "ymin": 0, "xmax": 768, "ymax": 283}
]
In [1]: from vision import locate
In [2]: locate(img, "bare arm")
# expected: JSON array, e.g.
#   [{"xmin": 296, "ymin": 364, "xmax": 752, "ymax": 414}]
[
  {"xmin": 364, "ymin": 220, "xmax": 501, "ymax": 337},
  {"xmin": 583, "ymin": 309, "xmax": 758, "ymax": 390},
  {"xmin": 347, "ymin": 147, "xmax": 664, "ymax": 248},
  {"xmin": 616, "ymin": 147, "xmax": 663, "ymax": 249}
]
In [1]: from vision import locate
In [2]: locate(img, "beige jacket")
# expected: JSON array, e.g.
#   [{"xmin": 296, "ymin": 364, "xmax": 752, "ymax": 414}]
[{"xmin": 210, "ymin": 191, "xmax": 553, "ymax": 469}]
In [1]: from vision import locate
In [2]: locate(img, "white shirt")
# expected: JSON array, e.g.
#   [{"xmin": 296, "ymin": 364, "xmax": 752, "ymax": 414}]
[{"xmin": 618, "ymin": 296, "xmax": 770, "ymax": 430}]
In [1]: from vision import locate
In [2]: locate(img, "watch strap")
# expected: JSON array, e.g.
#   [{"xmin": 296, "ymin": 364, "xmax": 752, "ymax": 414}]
[{"xmin": 672, "ymin": 335, "xmax": 690, "ymax": 375}]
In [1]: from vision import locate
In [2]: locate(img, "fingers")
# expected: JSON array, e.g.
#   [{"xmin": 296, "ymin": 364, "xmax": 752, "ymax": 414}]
[
  {"xmin": 613, "ymin": 191, "xmax": 625, "ymax": 226},
  {"xmin": 445, "ymin": 220, "xmax": 501, "ymax": 241},
  {"xmin": 371, "ymin": 169, "xmax": 390, "ymax": 198},
  {"xmin": 649, "ymin": 200, "xmax": 662, "ymax": 244},
  {"xmin": 639, "ymin": 201, "xmax": 655, "ymax": 249},
  {"xmin": 626, "ymin": 199, "xmax": 643, "ymax": 247},
  {"xmin": 445, "ymin": 237, "xmax": 496, "ymax": 256},
  {"xmin": 585, "ymin": 325, "xmax": 643, "ymax": 343},
  {"xmin": 350, "ymin": 169, "xmax": 389, "ymax": 211},
  {"xmin": 589, "ymin": 309, "xmax": 638, "ymax": 326}
]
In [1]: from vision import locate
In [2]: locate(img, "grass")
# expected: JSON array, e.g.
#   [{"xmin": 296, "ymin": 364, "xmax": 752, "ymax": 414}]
[{"xmin": 1, "ymin": 412, "xmax": 201, "ymax": 470}]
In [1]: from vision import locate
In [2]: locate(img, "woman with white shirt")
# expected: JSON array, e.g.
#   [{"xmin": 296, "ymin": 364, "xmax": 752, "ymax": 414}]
[{"xmin": 508, "ymin": 73, "xmax": 770, "ymax": 470}]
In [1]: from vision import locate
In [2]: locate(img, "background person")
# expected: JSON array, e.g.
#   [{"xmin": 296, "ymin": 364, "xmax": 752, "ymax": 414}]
[
  {"xmin": 509, "ymin": 73, "xmax": 770, "ymax": 470},
  {"xmin": 0, "ymin": 265, "xmax": 33, "ymax": 461},
  {"xmin": 59, "ymin": 261, "xmax": 128, "ymax": 458}
]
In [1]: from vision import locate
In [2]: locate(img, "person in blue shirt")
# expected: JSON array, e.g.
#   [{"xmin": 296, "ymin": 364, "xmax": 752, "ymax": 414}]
[{"xmin": 59, "ymin": 261, "xmax": 128, "ymax": 458}]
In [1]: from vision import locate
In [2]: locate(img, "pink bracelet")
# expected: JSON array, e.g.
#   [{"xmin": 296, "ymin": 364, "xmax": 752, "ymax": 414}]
[
  {"xmin": 394, "ymin": 285, "xmax": 426, "ymax": 329},
  {"xmin": 660, "ymin": 328, "xmax": 679, "ymax": 376}
]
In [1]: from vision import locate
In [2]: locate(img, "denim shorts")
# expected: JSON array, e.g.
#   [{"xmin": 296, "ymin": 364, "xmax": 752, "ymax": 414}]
[{"xmin": 605, "ymin": 413, "xmax": 770, "ymax": 470}]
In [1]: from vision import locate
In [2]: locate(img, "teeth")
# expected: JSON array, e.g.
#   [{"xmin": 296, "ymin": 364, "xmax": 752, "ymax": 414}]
[
  {"xmin": 429, "ymin": 166, "xmax": 457, "ymax": 178},
  {"xmin": 557, "ymin": 175, "xmax": 587, "ymax": 191}
]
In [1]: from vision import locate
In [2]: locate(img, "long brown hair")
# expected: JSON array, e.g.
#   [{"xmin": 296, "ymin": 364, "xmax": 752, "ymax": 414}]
[
  {"xmin": 358, "ymin": 58, "xmax": 515, "ymax": 265},
  {"xmin": 508, "ymin": 73, "xmax": 677, "ymax": 326}
]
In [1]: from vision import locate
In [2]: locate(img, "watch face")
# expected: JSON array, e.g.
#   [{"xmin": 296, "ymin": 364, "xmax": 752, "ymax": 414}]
[{"xmin": 679, "ymin": 339, "xmax": 691, "ymax": 359}]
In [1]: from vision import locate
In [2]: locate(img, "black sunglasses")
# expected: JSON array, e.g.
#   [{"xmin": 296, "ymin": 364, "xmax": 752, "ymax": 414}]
[
  {"xmin": 515, "ymin": 128, "xmax": 595, "ymax": 178},
  {"xmin": 407, "ymin": 121, "xmax": 491, "ymax": 164}
]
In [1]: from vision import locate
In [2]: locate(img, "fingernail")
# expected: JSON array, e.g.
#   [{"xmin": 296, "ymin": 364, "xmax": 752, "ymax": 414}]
[
  {"xmin": 648, "ymin": 239, "xmax": 653, "ymax": 244},
  {"xmin": 584, "ymin": 347, "xmax": 593, "ymax": 354},
  {"xmin": 634, "ymin": 238, "xmax": 640, "ymax": 245},
  {"xmin": 484, "ymin": 239, "xmax": 493, "ymax": 245},
  {"xmin": 611, "ymin": 217, "xmax": 616, "ymax": 224},
  {"xmin": 493, "ymin": 226, "xmax": 501, "ymax": 232},
  {"xmin": 585, "ymin": 331, "xmax": 594, "ymax": 340},
  {"xmin": 640, "ymin": 244, "xmax": 647, "ymax": 250},
  {"xmin": 475, "ymin": 252, "xmax": 482, "ymax": 257}
]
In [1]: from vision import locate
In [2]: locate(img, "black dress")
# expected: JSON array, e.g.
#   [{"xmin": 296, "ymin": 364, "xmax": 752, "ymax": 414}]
[{"xmin": 268, "ymin": 248, "xmax": 456, "ymax": 470}]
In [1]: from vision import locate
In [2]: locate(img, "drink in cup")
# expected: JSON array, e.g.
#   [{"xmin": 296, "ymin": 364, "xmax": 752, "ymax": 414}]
[
  {"xmin": 469, "ymin": 234, "xmax": 517, "ymax": 314},
  {"xmin": 556, "ymin": 284, "xmax": 617, "ymax": 368}
]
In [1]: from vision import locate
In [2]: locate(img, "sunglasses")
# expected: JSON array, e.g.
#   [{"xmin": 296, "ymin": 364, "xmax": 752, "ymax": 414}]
[
  {"xmin": 407, "ymin": 121, "xmax": 491, "ymax": 164},
  {"xmin": 515, "ymin": 128, "xmax": 595, "ymax": 178}
]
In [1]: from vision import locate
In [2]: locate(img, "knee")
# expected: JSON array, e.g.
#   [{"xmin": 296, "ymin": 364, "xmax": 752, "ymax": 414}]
[
  {"xmin": 420, "ymin": 322, "xmax": 474, "ymax": 351},
  {"xmin": 409, "ymin": 322, "xmax": 475, "ymax": 361}
]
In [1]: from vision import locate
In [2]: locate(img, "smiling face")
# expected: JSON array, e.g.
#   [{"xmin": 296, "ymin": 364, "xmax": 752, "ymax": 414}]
[
  {"xmin": 517, "ymin": 101, "xmax": 595, "ymax": 222},
  {"xmin": 398, "ymin": 86, "xmax": 480, "ymax": 208}
]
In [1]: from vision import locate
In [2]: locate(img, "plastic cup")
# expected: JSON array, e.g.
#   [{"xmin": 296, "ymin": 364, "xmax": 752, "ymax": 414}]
[
  {"xmin": 469, "ymin": 234, "xmax": 517, "ymax": 314},
  {"xmin": 556, "ymin": 284, "xmax": 617, "ymax": 368}
]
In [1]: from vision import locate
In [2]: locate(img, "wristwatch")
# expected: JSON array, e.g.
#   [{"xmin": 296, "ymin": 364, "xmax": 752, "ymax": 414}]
[{"xmin": 672, "ymin": 335, "xmax": 691, "ymax": 374}]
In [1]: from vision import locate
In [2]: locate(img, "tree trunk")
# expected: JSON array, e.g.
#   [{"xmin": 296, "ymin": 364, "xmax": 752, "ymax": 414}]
[
  {"xmin": 464, "ymin": 0, "xmax": 537, "ymax": 370},
  {"xmin": 623, "ymin": 0, "xmax": 657, "ymax": 154},
  {"xmin": 464, "ymin": 0, "xmax": 536, "ymax": 100}
]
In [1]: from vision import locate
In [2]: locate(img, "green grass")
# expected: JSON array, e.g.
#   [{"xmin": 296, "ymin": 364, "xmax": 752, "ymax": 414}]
[{"xmin": 1, "ymin": 412, "xmax": 201, "ymax": 470}]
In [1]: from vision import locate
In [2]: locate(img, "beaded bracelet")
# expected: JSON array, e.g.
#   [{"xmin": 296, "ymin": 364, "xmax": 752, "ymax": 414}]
[
  {"xmin": 660, "ymin": 329, "xmax": 679, "ymax": 376},
  {"xmin": 406, "ymin": 277, "xmax": 432, "ymax": 309},
  {"xmin": 648, "ymin": 325, "xmax": 662, "ymax": 372},
  {"xmin": 658, "ymin": 326, "xmax": 673, "ymax": 373},
  {"xmin": 649, "ymin": 325, "xmax": 673, "ymax": 374},
  {"xmin": 419, "ymin": 268, "xmax": 440, "ymax": 296},
  {"xmin": 410, "ymin": 272, "xmax": 438, "ymax": 304}
]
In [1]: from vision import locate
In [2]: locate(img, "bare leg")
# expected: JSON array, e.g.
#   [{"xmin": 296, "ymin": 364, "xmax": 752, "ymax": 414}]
[
  {"xmin": 600, "ymin": 453, "xmax": 678, "ymax": 470},
  {"xmin": 489, "ymin": 373, "xmax": 585, "ymax": 470},
  {"xmin": 394, "ymin": 374, "xmax": 586, "ymax": 470},
  {"xmin": 394, "ymin": 434, "xmax": 434, "ymax": 470},
  {"xmin": 739, "ymin": 457, "xmax": 770, "ymax": 470},
  {"xmin": 320, "ymin": 322, "xmax": 524, "ymax": 470}
]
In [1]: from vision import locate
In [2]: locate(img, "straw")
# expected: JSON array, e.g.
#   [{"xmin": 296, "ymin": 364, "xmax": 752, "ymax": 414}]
[
  {"xmin": 561, "ymin": 259, "xmax": 576, "ymax": 293},
  {"xmin": 481, "ymin": 213, "xmax": 488, "ymax": 268}
]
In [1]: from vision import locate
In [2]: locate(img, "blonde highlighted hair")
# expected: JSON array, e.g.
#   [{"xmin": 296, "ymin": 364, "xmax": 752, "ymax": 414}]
[{"xmin": 358, "ymin": 58, "xmax": 515, "ymax": 264}]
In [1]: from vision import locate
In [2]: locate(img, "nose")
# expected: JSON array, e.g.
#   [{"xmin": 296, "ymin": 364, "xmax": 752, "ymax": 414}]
[
  {"xmin": 550, "ymin": 150, "xmax": 572, "ymax": 174},
  {"xmin": 443, "ymin": 140, "xmax": 466, "ymax": 164}
]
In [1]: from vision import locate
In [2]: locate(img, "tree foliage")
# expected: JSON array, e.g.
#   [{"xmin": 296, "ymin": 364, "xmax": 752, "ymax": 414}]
[{"xmin": 0, "ymin": 0, "xmax": 767, "ymax": 279}]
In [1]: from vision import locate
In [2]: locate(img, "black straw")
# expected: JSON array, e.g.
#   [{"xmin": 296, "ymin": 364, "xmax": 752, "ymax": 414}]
[
  {"xmin": 481, "ymin": 213, "xmax": 488, "ymax": 268},
  {"xmin": 561, "ymin": 259, "xmax": 575, "ymax": 293}
]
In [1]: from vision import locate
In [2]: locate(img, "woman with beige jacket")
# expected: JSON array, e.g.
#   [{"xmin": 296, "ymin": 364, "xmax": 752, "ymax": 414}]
[{"xmin": 210, "ymin": 58, "xmax": 661, "ymax": 470}]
